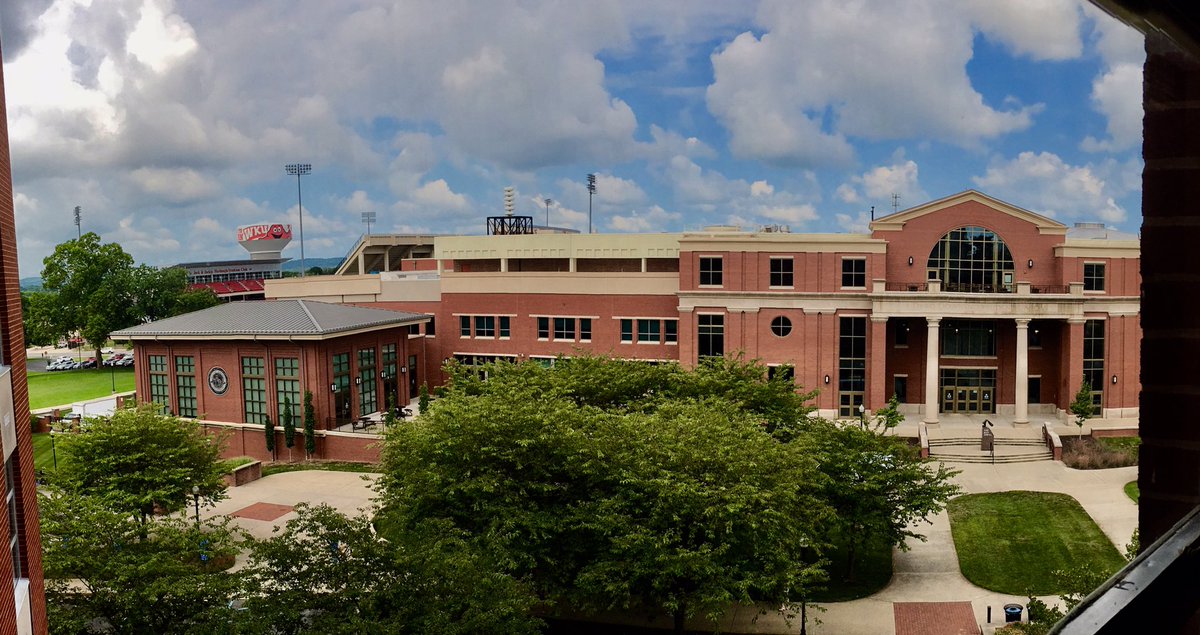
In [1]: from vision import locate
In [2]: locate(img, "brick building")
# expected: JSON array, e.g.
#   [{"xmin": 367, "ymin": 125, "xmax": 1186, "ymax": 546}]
[
  {"xmin": 112, "ymin": 300, "xmax": 429, "ymax": 461},
  {"xmin": 268, "ymin": 189, "xmax": 1140, "ymax": 423},
  {"xmin": 0, "ymin": 30, "xmax": 47, "ymax": 635}
]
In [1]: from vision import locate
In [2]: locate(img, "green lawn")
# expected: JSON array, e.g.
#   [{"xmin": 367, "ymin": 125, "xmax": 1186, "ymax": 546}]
[
  {"xmin": 27, "ymin": 367, "xmax": 135, "ymax": 410},
  {"xmin": 32, "ymin": 433, "xmax": 56, "ymax": 472},
  {"xmin": 1125, "ymin": 481, "xmax": 1139, "ymax": 504},
  {"xmin": 947, "ymin": 491, "xmax": 1126, "ymax": 595}
]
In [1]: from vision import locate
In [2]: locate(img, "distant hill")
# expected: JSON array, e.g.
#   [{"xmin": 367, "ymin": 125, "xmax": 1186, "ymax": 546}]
[
  {"xmin": 20, "ymin": 277, "xmax": 42, "ymax": 291},
  {"xmin": 281, "ymin": 257, "xmax": 344, "ymax": 273}
]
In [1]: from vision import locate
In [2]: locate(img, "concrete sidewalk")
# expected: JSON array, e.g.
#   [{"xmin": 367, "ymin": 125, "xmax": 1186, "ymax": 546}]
[{"xmin": 209, "ymin": 461, "xmax": 1137, "ymax": 634}]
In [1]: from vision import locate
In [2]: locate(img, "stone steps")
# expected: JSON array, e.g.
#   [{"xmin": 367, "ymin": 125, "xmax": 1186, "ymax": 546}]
[{"xmin": 928, "ymin": 441, "xmax": 1053, "ymax": 464}]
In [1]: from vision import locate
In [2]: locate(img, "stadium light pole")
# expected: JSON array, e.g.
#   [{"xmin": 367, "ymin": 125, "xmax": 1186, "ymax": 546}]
[
  {"xmin": 285, "ymin": 163, "xmax": 312, "ymax": 277},
  {"xmin": 544, "ymin": 198, "xmax": 552, "ymax": 226},
  {"xmin": 73, "ymin": 206, "xmax": 81, "ymax": 239},
  {"xmin": 586, "ymin": 174, "xmax": 596, "ymax": 234},
  {"xmin": 361, "ymin": 211, "xmax": 376, "ymax": 236}
]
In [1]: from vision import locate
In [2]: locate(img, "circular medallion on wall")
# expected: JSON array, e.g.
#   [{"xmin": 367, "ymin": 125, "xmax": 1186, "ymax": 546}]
[{"xmin": 208, "ymin": 367, "xmax": 229, "ymax": 396}]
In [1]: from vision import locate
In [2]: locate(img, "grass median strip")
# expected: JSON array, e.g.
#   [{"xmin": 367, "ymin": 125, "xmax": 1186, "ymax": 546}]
[{"xmin": 947, "ymin": 491, "xmax": 1125, "ymax": 595}]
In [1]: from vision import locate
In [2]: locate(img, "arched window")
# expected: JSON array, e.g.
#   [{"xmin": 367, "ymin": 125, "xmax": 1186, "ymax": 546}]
[{"xmin": 927, "ymin": 226, "xmax": 1015, "ymax": 293}]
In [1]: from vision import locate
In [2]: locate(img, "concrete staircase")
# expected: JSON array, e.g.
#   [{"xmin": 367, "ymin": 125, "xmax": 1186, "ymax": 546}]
[{"xmin": 927, "ymin": 436, "xmax": 1053, "ymax": 464}]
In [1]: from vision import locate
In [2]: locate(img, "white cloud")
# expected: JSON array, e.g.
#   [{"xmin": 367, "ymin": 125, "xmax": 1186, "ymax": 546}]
[
  {"xmin": 128, "ymin": 167, "xmax": 220, "ymax": 204},
  {"xmin": 836, "ymin": 211, "xmax": 872, "ymax": 233},
  {"xmin": 1079, "ymin": 4, "xmax": 1144, "ymax": 153},
  {"xmin": 836, "ymin": 155, "xmax": 928, "ymax": 209},
  {"xmin": 609, "ymin": 205, "xmax": 681, "ymax": 232},
  {"xmin": 973, "ymin": 151, "xmax": 1129, "ymax": 222},
  {"xmin": 705, "ymin": 0, "xmax": 1064, "ymax": 166},
  {"xmin": 412, "ymin": 180, "xmax": 469, "ymax": 211},
  {"xmin": 750, "ymin": 180, "xmax": 774, "ymax": 197}
]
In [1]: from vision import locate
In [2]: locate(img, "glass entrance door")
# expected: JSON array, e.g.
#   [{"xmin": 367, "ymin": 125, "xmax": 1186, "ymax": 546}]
[{"xmin": 939, "ymin": 369, "xmax": 996, "ymax": 414}]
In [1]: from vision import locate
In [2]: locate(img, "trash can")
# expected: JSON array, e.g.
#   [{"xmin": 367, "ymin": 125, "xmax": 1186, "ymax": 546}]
[{"xmin": 1004, "ymin": 603, "xmax": 1023, "ymax": 623}]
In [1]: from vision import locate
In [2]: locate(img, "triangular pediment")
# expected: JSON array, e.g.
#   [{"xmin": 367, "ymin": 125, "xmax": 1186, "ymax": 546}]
[{"xmin": 869, "ymin": 190, "xmax": 1068, "ymax": 235}]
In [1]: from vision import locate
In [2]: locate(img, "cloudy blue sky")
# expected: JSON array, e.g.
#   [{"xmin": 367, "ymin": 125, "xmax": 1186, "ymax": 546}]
[{"xmin": 1, "ymin": 0, "xmax": 1143, "ymax": 276}]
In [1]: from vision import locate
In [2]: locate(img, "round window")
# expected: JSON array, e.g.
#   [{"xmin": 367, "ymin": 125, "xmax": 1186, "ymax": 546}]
[{"xmin": 771, "ymin": 316, "xmax": 792, "ymax": 337}]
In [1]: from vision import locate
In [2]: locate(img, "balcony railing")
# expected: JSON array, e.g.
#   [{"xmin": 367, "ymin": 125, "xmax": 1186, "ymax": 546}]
[
  {"xmin": 884, "ymin": 282, "xmax": 928, "ymax": 292},
  {"xmin": 941, "ymin": 282, "xmax": 1012, "ymax": 293},
  {"xmin": 1031, "ymin": 284, "xmax": 1070, "ymax": 294}
]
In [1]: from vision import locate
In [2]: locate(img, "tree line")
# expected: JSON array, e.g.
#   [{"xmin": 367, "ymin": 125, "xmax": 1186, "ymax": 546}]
[{"xmin": 41, "ymin": 356, "xmax": 959, "ymax": 634}]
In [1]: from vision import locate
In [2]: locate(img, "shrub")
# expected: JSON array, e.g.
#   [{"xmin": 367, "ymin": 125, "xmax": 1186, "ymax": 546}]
[{"xmin": 1062, "ymin": 436, "xmax": 1138, "ymax": 469}]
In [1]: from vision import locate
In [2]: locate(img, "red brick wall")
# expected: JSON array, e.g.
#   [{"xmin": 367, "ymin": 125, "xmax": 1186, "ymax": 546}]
[
  {"xmin": 0, "ymin": 33, "xmax": 48, "ymax": 634},
  {"xmin": 133, "ymin": 325, "xmax": 418, "ymax": 430},
  {"xmin": 207, "ymin": 424, "xmax": 381, "ymax": 464}
]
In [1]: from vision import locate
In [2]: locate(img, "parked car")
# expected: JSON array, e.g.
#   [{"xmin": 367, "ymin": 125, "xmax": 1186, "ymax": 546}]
[
  {"xmin": 102, "ymin": 353, "xmax": 126, "ymax": 367},
  {"xmin": 101, "ymin": 347, "xmax": 114, "ymax": 354},
  {"xmin": 118, "ymin": 355, "xmax": 134, "ymax": 367},
  {"xmin": 45, "ymin": 360, "xmax": 72, "ymax": 371},
  {"xmin": 81, "ymin": 358, "xmax": 97, "ymax": 369}
]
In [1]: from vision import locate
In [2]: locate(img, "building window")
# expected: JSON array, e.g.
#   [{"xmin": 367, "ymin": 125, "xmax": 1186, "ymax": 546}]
[
  {"xmin": 768, "ymin": 365, "xmax": 795, "ymax": 382},
  {"xmin": 621, "ymin": 319, "xmax": 633, "ymax": 343},
  {"xmin": 241, "ymin": 356, "xmax": 266, "ymax": 424},
  {"xmin": 771, "ymin": 316, "xmax": 792, "ymax": 337},
  {"xmin": 579, "ymin": 318, "xmax": 592, "ymax": 341},
  {"xmin": 459, "ymin": 316, "xmax": 470, "ymax": 337},
  {"xmin": 426, "ymin": 317, "xmax": 435, "ymax": 336},
  {"xmin": 407, "ymin": 323, "xmax": 421, "ymax": 335},
  {"xmin": 358, "ymin": 348, "xmax": 377, "ymax": 415},
  {"xmin": 927, "ymin": 226, "xmax": 1015, "ymax": 292},
  {"xmin": 175, "ymin": 356, "xmax": 197, "ymax": 418},
  {"xmin": 699, "ymin": 257, "xmax": 723, "ymax": 286},
  {"xmin": 698, "ymin": 314, "xmax": 724, "ymax": 358},
  {"xmin": 895, "ymin": 319, "xmax": 909, "ymax": 347},
  {"xmin": 1084, "ymin": 263, "xmax": 1106, "ymax": 292},
  {"xmin": 770, "ymin": 257, "xmax": 793, "ymax": 287},
  {"xmin": 841, "ymin": 258, "xmax": 866, "ymax": 288},
  {"xmin": 1084, "ymin": 319, "xmax": 1105, "ymax": 413},
  {"xmin": 275, "ymin": 357, "xmax": 300, "ymax": 424},
  {"xmin": 381, "ymin": 344, "xmax": 399, "ymax": 409},
  {"xmin": 838, "ymin": 317, "xmax": 866, "ymax": 417},
  {"xmin": 474, "ymin": 316, "xmax": 495, "ymax": 338},
  {"xmin": 664, "ymin": 320, "xmax": 678, "ymax": 344},
  {"xmin": 1029, "ymin": 323, "xmax": 1043, "ymax": 349},
  {"xmin": 894, "ymin": 375, "xmax": 908, "ymax": 403},
  {"xmin": 332, "ymin": 353, "xmax": 352, "ymax": 423},
  {"xmin": 537, "ymin": 317, "xmax": 550, "ymax": 340},
  {"xmin": 637, "ymin": 319, "xmax": 661, "ymax": 343},
  {"xmin": 149, "ymin": 355, "xmax": 170, "ymax": 411},
  {"xmin": 941, "ymin": 320, "xmax": 997, "ymax": 357},
  {"xmin": 499, "ymin": 316, "xmax": 511, "ymax": 338},
  {"xmin": 6, "ymin": 459, "xmax": 22, "ymax": 581},
  {"xmin": 553, "ymin": 317, "xmax": 575, "ymax": 341}
]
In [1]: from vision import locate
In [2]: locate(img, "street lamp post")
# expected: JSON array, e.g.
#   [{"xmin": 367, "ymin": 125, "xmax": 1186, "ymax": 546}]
[
  {"xmin": 285, "ymin": 163, "xmax": 312, "ymax": 277},
  {"xmin": 50, "ymin": 431, "xmax": 57, "ymax": 471},
  {"xmin": 192, "ymin": 485, "xmax": 201, "ymax": 529},
  {"xmin": 858, "ymin": 403, "xmax": 866, "ymax": 430}
]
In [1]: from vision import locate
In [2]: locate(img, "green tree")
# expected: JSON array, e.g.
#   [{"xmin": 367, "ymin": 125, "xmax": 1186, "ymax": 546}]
[
  {"xmin": 237, "ymin": 504, "xmax": 541, "ymax": 635},
  {"xmin": 40, "ymin": 491, "xmax": 243, "ymax": 635},
  {"xmin": 870, "ymin": 394, "xmax": 905, "ymax": 434},
  {"xmin": 21, "ymin": 290, "xmax": 57, "ymax": 347},
  {"xmin": 283, "ymin": 395, "xmax": 296, "ymax": 461},
  {"xmin": 265, "ymin": 415, "xmax": 276, "ymax": 461},
  {"xmin": 798, "ymin": 419, "xmax": 960, "ymax": 582},
  {"xmin": 52, "ymin": 404, "xmax": 227, "ymax": 522},
  {"xmin": 40, "ymin": 232, "xmax": 135, "ymax": 363},
  {"xmin": 126, "ymin": 264, "xmax": 218, "ymax": 323},
  {"xmin": 418, "ymin": 382, "xmax": 430, "ymax": 415},
  {"xmin": 383, "ymin": 357, "xmax": 830, "ymax": 634},
  {"xmin": 303, "ymin": 390, "xmax": 317, "ymax": 458},
  {"xmin": 1071, "ymin": 378, "xmax": 1095, "ymax": 437}
]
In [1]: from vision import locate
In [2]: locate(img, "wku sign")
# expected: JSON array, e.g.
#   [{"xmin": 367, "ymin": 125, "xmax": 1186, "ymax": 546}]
[{"xmin": 237, "ymin": 224, "xmax": 292, "ymax": 241}]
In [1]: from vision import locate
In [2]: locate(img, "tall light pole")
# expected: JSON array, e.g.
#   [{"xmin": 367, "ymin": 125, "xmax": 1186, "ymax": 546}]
[
  {"xmin": 285, "ymin": 163, "xmax": 312, "ymax": 277},
  {"xmin": 586, "ymin": 174, "xmax": 596, "ymax": 234},
  {"xmin": 544, "ymin": 198, "xmax": 552, "ymax": 226},
  {"xmin": 73, "ymin": 206, "xmax": 81, "ymax": 239},
  {"xmin": 192, "ymin": 485, "xmax": 201, "ymax": 529},
  {"xmin": 361, "ymin": 211, "xmax": 376, "ymax": 236}
]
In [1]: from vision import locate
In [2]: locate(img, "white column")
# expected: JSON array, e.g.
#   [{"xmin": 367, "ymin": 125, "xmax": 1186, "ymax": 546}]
[
  {"xmin": 924, "ymin": 317, "xmax": 940, "ymax": 425},
  {"xmin": 1015, "ymin": 318, "xmax": 1030, "ymax": 426}
]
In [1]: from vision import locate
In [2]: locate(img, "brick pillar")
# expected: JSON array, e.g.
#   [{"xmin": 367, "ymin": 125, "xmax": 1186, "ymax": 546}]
[
  {"xmin": 1063, "ymin": 318, "xmax": 1085, "ymax": 409},
  {"xmin": 1142, "ymin": 31, "xmax": 1200, "ymax": 549},
  {"xmin": 677, "ymin": 308, "xmax": 694, "ymax": 369},
  {"xmin": 869, "ymin": 316, "xmax": 888, "ymax": 409}
]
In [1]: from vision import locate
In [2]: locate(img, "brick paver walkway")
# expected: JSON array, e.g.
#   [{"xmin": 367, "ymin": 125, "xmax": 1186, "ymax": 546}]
[{"xmin": 894, "ymin": 601, "xmax": 979, "ymax": 635}]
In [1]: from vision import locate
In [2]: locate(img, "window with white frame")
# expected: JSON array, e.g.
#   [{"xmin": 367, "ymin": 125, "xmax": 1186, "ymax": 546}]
[{"xmin": 699, "ymin": 257, "xmax": 723, "ymax": 286}]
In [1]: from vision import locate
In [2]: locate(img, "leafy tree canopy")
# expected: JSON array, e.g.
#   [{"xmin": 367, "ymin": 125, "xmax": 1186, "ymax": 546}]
[
  {"xmin": 52, "ymin": 404, "xmax": 228, "ymax": 520},
  {"xmin": 40, "ymin": 490, "xmax": 242, "ymax": 635},
  {"xmin": 32, "ymin": 233, "xmax": 218, "ymax": 359}
]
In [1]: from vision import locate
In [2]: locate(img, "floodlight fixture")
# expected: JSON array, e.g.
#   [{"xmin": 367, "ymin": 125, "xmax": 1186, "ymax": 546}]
[
  {"xmin": 285, "ymin": 163, "xmax": 312, "ymax": 276},
  {"xmin": 586, "ymin": 173, "xmax": 597, "ymax": 233}
]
